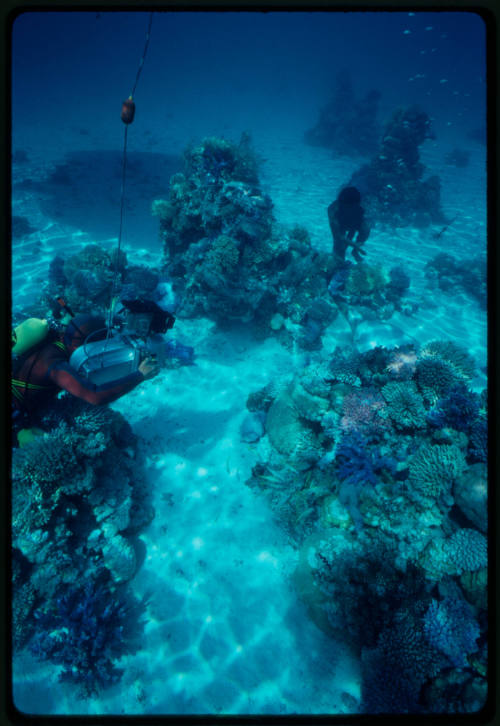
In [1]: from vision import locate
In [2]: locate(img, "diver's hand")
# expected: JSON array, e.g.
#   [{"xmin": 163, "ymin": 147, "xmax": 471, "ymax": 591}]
[
  {"xmin": 352, "ymin": 249, "xmax": 366, "ymax": 262},
  {"xmin": 139, "ymin": 357, "xmax": 160, "ymax": 380}
]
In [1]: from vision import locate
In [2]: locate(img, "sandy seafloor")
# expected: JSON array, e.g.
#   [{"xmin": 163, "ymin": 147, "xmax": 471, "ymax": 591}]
[{"xmin": 11, "ymin": 117, "xmax": 487, "ymax": 715}]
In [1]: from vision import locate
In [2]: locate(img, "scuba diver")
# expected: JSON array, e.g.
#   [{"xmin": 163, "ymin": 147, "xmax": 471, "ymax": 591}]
[
  {"xmin": 327, "ymin": 186, "xmax": 371, "ymax": 267},
  {"xmin": 11, "ymin": 300, "xmax": 182, "ymax": 447}
]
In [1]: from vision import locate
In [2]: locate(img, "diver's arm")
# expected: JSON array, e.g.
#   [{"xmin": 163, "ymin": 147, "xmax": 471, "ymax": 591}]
[
  {"xmin": 48, "ymin": 362, "xmax": 145, "ymax": 405},
  {"xmin": 356, "ymin": 219, "xmax": 371, "ymax": 245},
  {"xmin": 327, "ymin": 202, "xmax": 342, "ymax": 238}
]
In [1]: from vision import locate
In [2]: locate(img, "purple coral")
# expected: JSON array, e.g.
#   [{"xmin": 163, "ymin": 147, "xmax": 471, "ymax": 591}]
[{"xmin": 340, "ymin": 387, "xmax": 389, "ymax": 437}]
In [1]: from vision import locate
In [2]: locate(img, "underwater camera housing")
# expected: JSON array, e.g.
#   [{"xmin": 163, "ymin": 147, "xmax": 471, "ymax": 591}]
[{"xmin": 69, "ymin": 300, "xmax": 176, "ymax": 386}]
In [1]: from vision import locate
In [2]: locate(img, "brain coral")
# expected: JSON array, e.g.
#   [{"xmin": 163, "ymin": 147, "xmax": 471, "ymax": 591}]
[
  {"xmin": 265, "ymin": 391, "xmax": 321, "ymax": 469},
  {"xmin": 407, "ymin": 442, "xmax": 466, "ymax": 502},
  {"xmin": 381, "ymin": 380, "xmax": 426, "ymax": 430}
]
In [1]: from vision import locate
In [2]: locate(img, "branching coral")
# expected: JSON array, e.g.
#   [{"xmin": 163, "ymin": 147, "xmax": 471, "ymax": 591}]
[
  {"xmin": 420, "ymin": 340, "xmax": 476, "ymax": 382},
  {"xmin": 327, "ymin": 346, "xmax": 361, "ymax": 387},
  {"xmin": 12, "ymin": 396, "xmax": 154, "ymax": 690},
  {"xmin": 29, "ymin": 578, "xmax": 147, "ymax": 697},
  {"xmin": 381, "ymin": 381, "xmax": 427, "ymax": 430},
  {"xmin": 407, "ymin": 442, "xmax": 466, "ymax": 503},
  {"xmin": 340, "ymin": 387, "xmax": 388, "ymax": 437},
  {"xmin": 335, "ymin": 431, "xmax": 396, "ymax": 530},
  {"xmin": 427, "ymin": 385, "xmax": 480, "ymax": 433},
  {"xmin": 419, "ymin": 527, "xmax": 487, "ymax": 580},
  {"xmin": 468, "ymin": 416, "xmax": 488, "ymax": 464},
  {"xmin": 423, "ymin": 597, "xmax": 480, "ymax": 668},
  {"xmin": 361, "ymin": 609, "xmax": 445, "ymax": 714},
  {"xmin": 445, "ymin": 528, "xmax": 487, "ymax": 575},
  {"xmin": 247, "ymin": 337, "xmax": 486, "ymax": 712},
  {"xmin": 415, "ymin": 357, "xmax": 464, "ymax": 404},
  {"xmin": 12, "ymin": 422, "xmax": 81, "ymax": 497}
]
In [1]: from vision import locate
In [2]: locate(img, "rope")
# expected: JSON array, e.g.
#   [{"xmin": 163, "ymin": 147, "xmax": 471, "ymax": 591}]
[
  {"xmin": 131, "ymin": 12, "xmax": 153, "ymax": 99},
  {"xmin": 105, "ymin": 11, "xmax": 154, "ymax": 340}
]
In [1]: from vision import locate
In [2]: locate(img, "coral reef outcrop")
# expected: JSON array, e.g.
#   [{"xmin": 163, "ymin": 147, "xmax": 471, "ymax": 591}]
[
  {"xmin": 12, "ymin": 397, "xmax": 154, "ymax": 696},
  {"xmin": 245, "ymin": 338, "xmax": 487, "ymax": 713},
  {"xmin": 348, "ymin": 105, "xmax": 446, "ymax": 227}
]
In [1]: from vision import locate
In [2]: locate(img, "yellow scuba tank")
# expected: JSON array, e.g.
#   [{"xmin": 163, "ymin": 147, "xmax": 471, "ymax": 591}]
[
  {"xmin": 12, "ymin": 318, "xmax": 49, "ymax": 356},
  {"xmin": 17, "ymin": 427, "xmax": 45, "ymax": 448}
]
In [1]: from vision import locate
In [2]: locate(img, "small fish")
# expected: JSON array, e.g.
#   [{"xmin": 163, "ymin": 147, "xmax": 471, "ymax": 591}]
[{"xmin": 432, "ymin": 215, "xmax": 458, "ymax": 240}]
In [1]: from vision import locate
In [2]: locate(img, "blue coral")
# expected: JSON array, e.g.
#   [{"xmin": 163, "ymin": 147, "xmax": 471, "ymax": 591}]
[
  {"xmin": 29, "ymin": 578, "xmax": 147, "ymax": 697},
  {"xmin": 468, "ymin": 416, "xmax": 488, "ymax": 463},
  {"xmin": 336, "ymin": 431, "xmax": 378, "ymax": 487},
  {"xmin": 328, "ymin": 261, "xmax": 352, "ymax": 297},
  {"xmin": 427, "ymin": 385, "xmax": 480, "ymax": 433},
  {"xmin": 361, "ymin": 611, "xmax": 444, "ymax": 713},
  {"xmin": 445, "ymin": 528, "xmax": 487, "ymax": 575},
  {"xmin": 415, "ymin": 357, "xmax": 459, "ymax": 401},
  {"xmin": 335, "ymin": 431, "xmax": 396, "ymax": 529},
  {"xmin": 423, "ymin": 597, "xmax": 480, "ymax": 668}
]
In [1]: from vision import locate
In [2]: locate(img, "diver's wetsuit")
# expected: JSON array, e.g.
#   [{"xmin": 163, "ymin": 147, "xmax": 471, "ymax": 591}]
[
  {"xmin": 328, "ymin": 200, "xmax": 370, "ymax": 262},
  {"xmin": 12, "ymin": 336, "xmax": 144, "ymax": 415}
]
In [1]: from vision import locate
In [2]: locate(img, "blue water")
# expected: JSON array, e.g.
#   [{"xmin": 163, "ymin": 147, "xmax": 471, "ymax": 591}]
[{"xmin": 10, "ymin": 9, "xmax": 488, "ymax": 718}]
